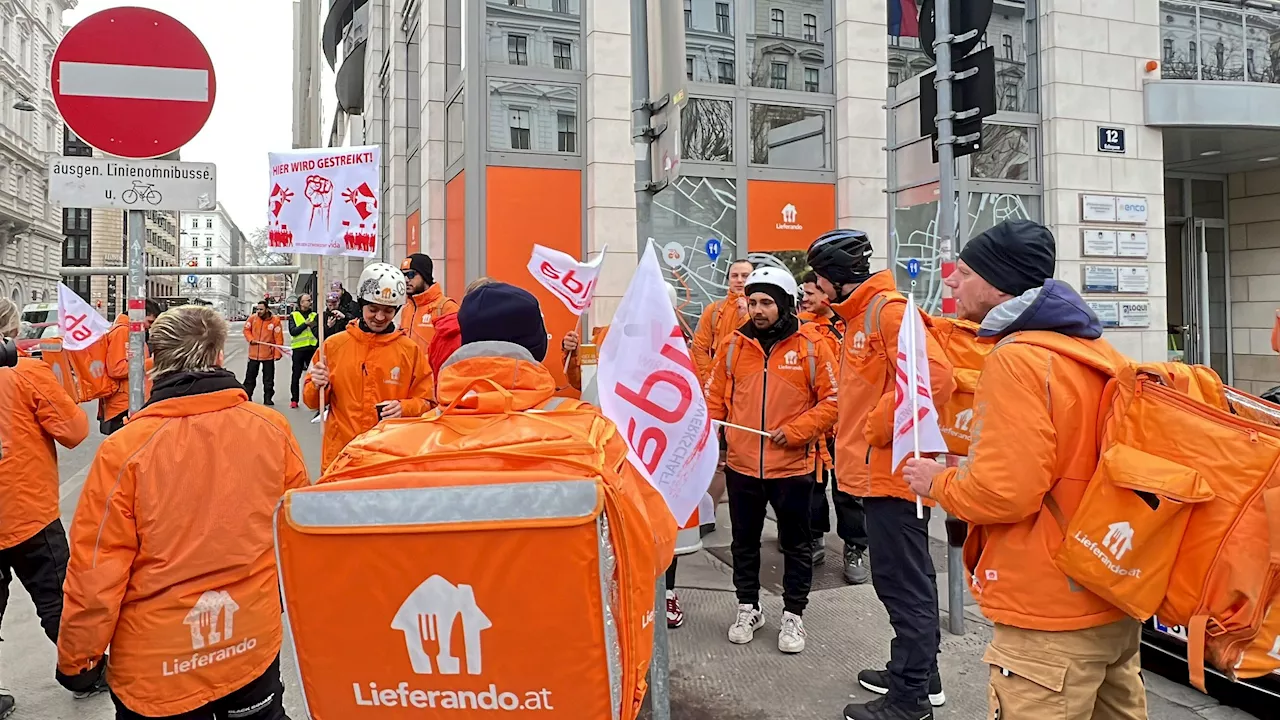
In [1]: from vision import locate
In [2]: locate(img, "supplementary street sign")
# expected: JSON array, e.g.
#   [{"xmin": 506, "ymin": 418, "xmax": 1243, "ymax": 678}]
[
  {"xmin": 52, "ymin": 7, "xmax": 216, "ymax": 159},
  {"xmin": 47, "ymin": 157, "xmax": 217, "ymax": 211}
]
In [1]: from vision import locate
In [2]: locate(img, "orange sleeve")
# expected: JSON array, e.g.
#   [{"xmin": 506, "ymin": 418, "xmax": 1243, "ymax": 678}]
[
  {"xmin": 274, "ymin": 320, "xmax": 285, "ymax": 346},
  {"xmin": 26, "ymin": 362, "xmax": 89, "ymax": 449},
  {"xmin": 1272, "ymin": 312, "xmax": 1279, "ymax": 353},
  {"xmin": 782, "ymin": 339, "xmax": 839, "ymax": 446},
  {"xmin": 705, "ymin": 338, "xmax": 731, "ymax": 423},
  {"xmin": 301, "ymin": 340, "xmax": 325, "ymax": 410},
  {"xmin": 242, "ymin": 319, "xmax": 253, "ymax": 343},
  {"xmin": 692, "ymin": 301, "xmax": 719, "ymax": 381},
  {"xmin": 932, "ymin": 347, "xmax": 1056, "ymax": 525},
  {"xmin": 57, "ymin": 441, "xmax": 139, "ymax": 675},
  {"xmin": 105, "ymin": 326, "xmax": 130, "ymax": 381},
  {"xmin": 565, "ymin": 344, "xmax": 583, "ymax": 391},
  {"xmin": 865, "ymin": 303, "xmax": 956, "ymax": 447},
  {"xmin": 282, "ymin": 424, "xmax": 312, "ymax": 490},
  {"xmin": 398, "ymin": 350, "xmax": 437, "ymax": 418}
]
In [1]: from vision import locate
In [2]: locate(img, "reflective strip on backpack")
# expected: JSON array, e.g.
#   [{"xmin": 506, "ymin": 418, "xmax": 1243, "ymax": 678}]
[
  {"xmin": 287, "ymin": 480, "xmax": 599, "ymax": 528},
  {"xmin": 864, "ymin": 296, "xmax": 889, "ymax": 337},
  {"xmin": 805, "ymin": 339, "xmax": 816, "ymax": 383}
]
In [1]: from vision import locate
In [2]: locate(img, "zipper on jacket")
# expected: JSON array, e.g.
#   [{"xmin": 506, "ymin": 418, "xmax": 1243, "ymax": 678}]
[{"xmin": 759, "ymin": 342, "xmax": 772, "ymax": 479}]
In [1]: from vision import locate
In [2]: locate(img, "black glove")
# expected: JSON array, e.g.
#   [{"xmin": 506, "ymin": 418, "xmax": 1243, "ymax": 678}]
[{"xmin": 55, "ymin": 656, "xmax": 107, "ymax": 693}]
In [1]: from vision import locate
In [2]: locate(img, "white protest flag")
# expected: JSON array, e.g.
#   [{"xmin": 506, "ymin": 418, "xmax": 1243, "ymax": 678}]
[
  {"xmin": 57, "ymin": 282, "xmax": 111, "ymax": 351},
  {"xmin": 527, "ymin": 244, "xmax": 607, "ymax": 315},
  {"xmin": 598, "ymin": 243, "xmax": 718, "ymax": 525},
  {"xmin": 892, "ymin": 294, "xmax": 949, "ymax": 508},
  {"xmin": 266, "ymin": 146, "xmax": 381, "ymax": 258}
]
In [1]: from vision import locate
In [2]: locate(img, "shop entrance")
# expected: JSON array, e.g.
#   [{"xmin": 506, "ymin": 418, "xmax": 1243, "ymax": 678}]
[{"xmin": 1165, "ymin": 175, "xmax": 1233, "ymax": 382}]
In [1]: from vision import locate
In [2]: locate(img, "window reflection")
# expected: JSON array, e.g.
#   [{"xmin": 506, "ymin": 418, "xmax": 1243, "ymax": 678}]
[
  {"xmin": 681, "ymin": 98, "xmax": 733, "ymax": 162},
  {"xmin": 686, "ymin": 0, "xmax": 736, "ymax": 84},
  {"xmin": 750, "ymin": 0, "xmax": 831, "ymax": 93},
  {"xmin": 969, "ymin": 125, "xmax": 1033, "ymax": 182},
  {"xmin": 486, "ymin": 0, "xmax": 580, "ymax": 71},
  {"xmin": 488, "ymin": 80, "xmax": 580, "ymax": 154},
  {"xmin": 749, "ymin": 104, "xmax": 830, "ymax": 169}
]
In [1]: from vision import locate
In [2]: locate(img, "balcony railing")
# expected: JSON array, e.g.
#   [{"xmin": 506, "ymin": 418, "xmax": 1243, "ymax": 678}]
[{"xmin": 1161, "ymin": 0, "xmax": 1280, "ymax": 83}]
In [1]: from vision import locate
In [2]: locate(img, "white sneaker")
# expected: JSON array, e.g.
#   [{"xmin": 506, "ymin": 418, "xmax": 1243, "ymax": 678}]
[
  {"xmin": 727, "ymin": 603, "xmax": 764, "ymax": 644},
  {"xmin": 777, "ymin": 611, "xmax": 806, "ymax": 653}
]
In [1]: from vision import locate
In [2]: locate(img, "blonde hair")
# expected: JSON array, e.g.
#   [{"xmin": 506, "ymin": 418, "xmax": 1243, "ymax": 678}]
[
  {"xmin": 465, "ymin": 276, "xmax": 493, "ymax": 295},
  {"xmin": 0, "ymin": 298, "xmax": 17, "ymax": 338},
  {"xmin": 149, "ymin": 305, "xmax": 227, "ymax": 376}
]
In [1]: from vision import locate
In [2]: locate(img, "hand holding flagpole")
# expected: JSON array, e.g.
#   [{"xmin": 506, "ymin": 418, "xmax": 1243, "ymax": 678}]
[
  {"xmin": 895, "ymin": 258, "xmax": 948, "ymax": 521},
  {"xmin": 908, "ymin": 278, "xmax": 924, "ymax": 520}
]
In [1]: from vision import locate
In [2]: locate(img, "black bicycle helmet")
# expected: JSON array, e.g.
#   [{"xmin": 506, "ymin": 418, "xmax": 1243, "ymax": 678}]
[{"xmin": 807, "ymin": 229, "xmax": 873, "ymax": 284}]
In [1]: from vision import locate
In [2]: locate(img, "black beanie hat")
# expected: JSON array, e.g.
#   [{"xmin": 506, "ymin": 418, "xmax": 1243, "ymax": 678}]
[
  {"xmin": 958, "ymin": 219, "xmax": 1057, "ymax": 297},
  {"xmin": 401, "ymin": 253, "xmax": 435, "ymax": 285},
  {"xmin": 458, "ymin": 283, "xmax": 548, "ymax": 361},
  {"xmin": 745, "ymin": 281, "xmax": 795, "ymax": 316}
]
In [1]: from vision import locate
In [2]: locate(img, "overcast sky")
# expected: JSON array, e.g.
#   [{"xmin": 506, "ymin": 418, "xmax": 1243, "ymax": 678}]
[{"xmin": 64, "ymin": 1, "xmax": 332, "ymax": 238}]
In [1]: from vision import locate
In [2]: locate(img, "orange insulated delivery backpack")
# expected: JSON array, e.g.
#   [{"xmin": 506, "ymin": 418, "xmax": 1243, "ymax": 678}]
[
  {"xmin": 275, "ymin": 379, "xmax": 676, "ymax": 719},
  {"xmin": 1006, "ymin": 331, "xmax": 1280, "ymax": 690}
]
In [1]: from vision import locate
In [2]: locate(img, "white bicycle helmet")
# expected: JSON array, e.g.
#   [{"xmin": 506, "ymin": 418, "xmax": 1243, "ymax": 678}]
[
  {"xmin": 665, "ymin": 282, "xmax": 680, "ymax": 308},
  {"xmin": 744, "ymin": 266, "xmax": 799, "ymax": 300},
  {"xmin": 357, "ymin": 263, "xmax": 408, "ymax": 307}
]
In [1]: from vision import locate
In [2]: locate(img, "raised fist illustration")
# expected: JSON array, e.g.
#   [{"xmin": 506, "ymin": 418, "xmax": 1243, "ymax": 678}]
[{"xmin": 305, "ymin": 175, "xmax": 335, "ymax": 230}]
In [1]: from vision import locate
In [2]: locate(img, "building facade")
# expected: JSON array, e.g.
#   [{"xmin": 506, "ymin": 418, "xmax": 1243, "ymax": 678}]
[
  {"xmin": 179, "ymin": 203, "xmax": 248, "ymax": 317},
  {"xmin": 310, "ymin": 0, "xmax": 1280, "ymax": 395},
  {"xmin": 0, "ymin": 0, "xmax": 70, "ymax": 306}
]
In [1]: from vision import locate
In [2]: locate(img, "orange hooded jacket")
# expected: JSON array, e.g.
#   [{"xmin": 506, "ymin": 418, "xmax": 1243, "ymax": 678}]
[
  {"xmin": 706, "ymin": 322, "xmax": 839, "ymax": 479},
  {"xmin": 303, "ymin": 320, "xmax": 435, "ymax": 469},
  {"xmin": 832, "ymin": 271, "xmax": 955, "ymax": 502},
  {"xmin": 799, "ymin": 310, "xmax": 845, "ymax": 356},
  {"xmin": 692, "ymin": 294, "xmax": 747, "ymax": 381},
  {"xmin": 242, "ymin": 313, "xmax": 285, "ymax": 361},
  {"xmin": 0, "ymin": 357, "xmax": 89, "ymax": 550},
  {"xmin": 101, "ymin": 314, "xmax": 153, "ymax": 420},
  {"xmin": 399, "ymin": 284, "xmax": 460, "ymax": 356},
  {"xmin": 930, "ymin": 279, "xmax": 1130, "ymax": 632},
  {"xmin": 57, "ymin": 382, "xmax": 310, "ymax": 717}
]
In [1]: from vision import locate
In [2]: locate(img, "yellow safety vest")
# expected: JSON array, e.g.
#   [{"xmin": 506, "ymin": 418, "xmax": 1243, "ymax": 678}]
[{"xmin": 290, "ymin": 311, "xmax": 318, "ymax": 349}]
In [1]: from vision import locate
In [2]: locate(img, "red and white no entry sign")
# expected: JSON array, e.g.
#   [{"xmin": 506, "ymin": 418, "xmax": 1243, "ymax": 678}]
[{"xmin": 52, "ymin": 7, "xmax": 216, "ymax": 160}]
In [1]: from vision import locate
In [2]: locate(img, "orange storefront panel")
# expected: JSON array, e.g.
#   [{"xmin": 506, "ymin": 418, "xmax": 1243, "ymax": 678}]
[
  {"xmin": 746, "ymin": 179, "xmax": 836, "ymax": 252},
  {"xmin": 406, "ymin": 209, "xmax": 421, "ymax": 255},
  {"xmin": 445, "ymin": 173, "xmax": 465, "ymax": 298},
  {"xmin": 485, "ymin": 167, "xmax": 581, "ymax": 389}
]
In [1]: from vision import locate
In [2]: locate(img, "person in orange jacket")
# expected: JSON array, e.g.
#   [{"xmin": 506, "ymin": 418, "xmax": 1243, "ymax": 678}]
[
  {"xmin": 692, "ymin": 258, "xmax": 753, "ymax": 380},
  {"xmin": 399, "ymin": 253, "xmax": 459, "ymax": 356},
  {"xmin": 0, "ymin": 299, "xmax": 90, "ymax": 714},
  {"xmin": 305, "ymin": 263, "xmax": 435, "ymax": 470},
  {"xmin": 99, "ymin": 299, "xmax": 160, "ymax": 435},
  {"xmin": 56, "ymin": 305, "xmax": 310, "ymax": 719},
  {"xmin": 705, "ymin": 267, "xmax": 837, "ymax": 656},
  {"xmin": 241, "ymin": 300, "xmax": 285, "ymax": 405},
  {"xmin": 426, "ymin": 276, "xmax": 493, "ymax": 380},
  {"xmin": 798, "ymin": 271, "xmax": 870, "ymax": 586},
  {"xmin": 903, "ymin": 220, "xmax": 1148, "ymax": 720},
  {"xmin": 807, "ymin": 229, "xmax": 955, "ymax": 720}
]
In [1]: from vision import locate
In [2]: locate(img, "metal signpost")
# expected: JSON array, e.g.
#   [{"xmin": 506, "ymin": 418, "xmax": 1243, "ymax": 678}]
[{"xmin": 52, "ymin": 7, "xmax": 219, "ymax": 414}]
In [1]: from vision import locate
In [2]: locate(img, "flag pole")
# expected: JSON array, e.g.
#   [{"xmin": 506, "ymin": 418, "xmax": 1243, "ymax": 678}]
[{"xmin": 908, "ymin": 284, "xmax": 924, "ymax": 520}]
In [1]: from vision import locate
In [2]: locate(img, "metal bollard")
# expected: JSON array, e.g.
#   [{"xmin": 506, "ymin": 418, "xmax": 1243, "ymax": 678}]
[
  {"xmin": 945, "ymin": 514, "xmax": 968, "ymax": 635},
  {"xmin": 647, "ymin": 576, "xmax": 671, "ymax": 720}
]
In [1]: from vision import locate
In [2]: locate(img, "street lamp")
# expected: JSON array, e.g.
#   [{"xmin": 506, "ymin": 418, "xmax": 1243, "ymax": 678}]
[{"xmin": 13, "ymin": 96, "xmax": 36, "ymax": 112}]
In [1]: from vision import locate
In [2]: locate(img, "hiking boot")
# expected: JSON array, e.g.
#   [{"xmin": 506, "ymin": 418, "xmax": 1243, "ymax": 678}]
[
  {"xmin": 856, "ymin": 669, "xmax": 946, "ymax": 707},
  {"xmin": 844, "ymin": 544, "xmax": 871, "ymax": 585},
  {"xmin": 727, "ymin": 603, "xmax": 764, "ymax": 644},
  {"xmin": 666, "ymin": 589, "xmax": 685, "ymax": 629},
  {"xmin": 811, "ymin": 535, "xmax": 827, "ymax": 564},
  {"xmin": 777, "ymin": 611, "xmax": 806, "ymax": 653},
  {"xmin": 844, "ymin": 696, "xmax": 933, "ymax": 720},
  {"xmin": 0, "ymin": 693, "xmax": 15, "ymax": 720}
]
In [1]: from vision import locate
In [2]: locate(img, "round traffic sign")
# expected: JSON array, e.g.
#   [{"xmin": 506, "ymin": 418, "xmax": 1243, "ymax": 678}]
[{"xmin": 52, "ymin": 7, "xmax": 216, "ymax": 159}]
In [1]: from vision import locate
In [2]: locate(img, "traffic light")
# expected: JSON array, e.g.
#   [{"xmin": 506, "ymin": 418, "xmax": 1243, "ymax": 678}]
[{"xmin": 916, "ymin": 0, "xmax": 997, "ymax": 161}]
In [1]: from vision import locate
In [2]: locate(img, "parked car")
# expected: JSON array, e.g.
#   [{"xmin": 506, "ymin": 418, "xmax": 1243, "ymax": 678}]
[{"xmin": 16, "ymin": 303, "xmax": 59, "ymax": 358}]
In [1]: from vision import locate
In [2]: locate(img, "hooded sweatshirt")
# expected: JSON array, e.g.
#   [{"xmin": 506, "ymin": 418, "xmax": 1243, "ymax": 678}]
[{"xmin": 930, "ymin": 279, "xmax": 1132, "ymax": 632}]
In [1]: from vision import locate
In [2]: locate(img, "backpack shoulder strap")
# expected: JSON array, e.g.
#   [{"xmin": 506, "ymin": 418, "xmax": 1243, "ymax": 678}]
[
  {"xmin": 805, "ymin": 338, "xmax": 817, "ymax": 386},
  {"xmin": 537, "ymin": 396, "xmax": 585, "ymax": 412},
  {"xmin": 997, "ymin": 331, "xmax": 1122, "ymax": 378}
]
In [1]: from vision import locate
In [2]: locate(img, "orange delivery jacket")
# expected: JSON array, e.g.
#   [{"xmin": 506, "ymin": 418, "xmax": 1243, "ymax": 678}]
[
  {"xmin": 303, "ymin": 320, "xmax": 435, "ymax": 470},
  {"xmin": 242, "ymin": 313, "xmax": 285, "ymax": 362},
  {"xmin": 832, "ymin": 270, "xmax": 955, "ymax": 503},
  {"xmin": 0, "ymin": 356, "xmax": 89, "ymax": 550},
  {"xmin": 705, "ymin": 321, "xmax": 839, "ymax": 479},
  {"xmin": 692, "ymin": 293, "xmax": 747, "ymax": 381},
  {"xmin": 399, "ymin": 283, "xmax": 460, "ymax": 356},
  {"xmin": 799, "ymin": 310, "xmax": 845, "ymax": 356},
  {"xmin": 930, "ymin": 279, "xmax": 1130, "ymax": 631},
  {"xmin": 101, "ymin": 314, "xmax": 153, "ymax": 420},
  {"xmin": 57, "ymin": 376, "xmax": 310, "ymax": 717}
]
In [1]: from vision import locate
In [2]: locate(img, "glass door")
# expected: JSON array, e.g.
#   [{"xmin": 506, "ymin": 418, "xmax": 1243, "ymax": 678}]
[{"xmin": 1166, "ymin": 176, "xmax": 1233, "ymax": 382}]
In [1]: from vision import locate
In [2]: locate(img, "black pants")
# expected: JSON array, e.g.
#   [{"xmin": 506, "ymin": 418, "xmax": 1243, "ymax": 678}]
[
  {"xmin": 243, "ymin": 359, "xmax": 276, "ymax": 403},
  {"xmin": 290, "ymin": 346, "xmax": 315, "ymax": 403},
  {"xmin": 865, "ymin": 496, "xmax": 940, "ymax": 706},
  {"xmin": 0, "ymin": 520, "xmax": 70, "ymax": 643},
  {"xmin": 100, "ymin": 410, "xmax": 128, "ymax": 436},
  {"xmin": 726, "ymin": 468, "xmax": 815, "ymax": 616},
  {"xmin": 665, "ymin": 558, "xmax": 677, "ymax": 589},
  {"xmin": 112, "ymin": 655, "xmax": 288, "ymax": 719},
  {"xmin": 811, "ymin": 470, "xmax": 868, "ymax": 550}
]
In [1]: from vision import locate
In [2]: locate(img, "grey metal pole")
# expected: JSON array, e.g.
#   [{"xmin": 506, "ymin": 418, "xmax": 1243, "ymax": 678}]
[
  {"xmin": 649, "ymin": 575, "xmax": 671, "ymax": 720},
  {"xmin": 127, "ymin": 209, "xmax": 146, "ymax": 415},
  {"xmin": 631, "ymin": 0, "xmax": 654, "ymax": 254},
  {"xmin": 60, "ymin": 266, "xmax": 303, "ymax": 276}
]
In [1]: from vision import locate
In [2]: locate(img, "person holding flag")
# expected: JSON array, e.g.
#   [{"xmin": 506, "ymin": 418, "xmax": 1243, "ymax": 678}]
[
  {"xmin": 903, "ymin": 221, "xmax": 1149, "ymax": 720},
  {"xmin": 242, "ymin": 300, "xmax": 285, "ymax": 405},
  {"xmin": 99, "ymin": 299, "xmax": 162, "ymax": 435},
  {"xmin": 806, "ymin": 229, "xmax": 954, "ymax": 720},
  {"xmin": 704, "ymin": 266, "xmax": 838, "ymax": 654}
]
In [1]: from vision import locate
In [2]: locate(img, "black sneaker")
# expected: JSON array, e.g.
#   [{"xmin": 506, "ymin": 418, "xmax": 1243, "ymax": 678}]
[
  {"xmin": 856, "ymin": 669, "xmax": 946, "ymax": 707},
  {"xmin": 844, "ymin": 544, "xmax": 871, "ymax": 585},
  {"xmin": 0, "ymin": 693, "xmax": 15, "ymax": 720},
  {"xmin": 264, "ymin": 398, "xmax": 275, "ymax": 406},
  {"xmin": 844, "ymin": 696, "xmax": 932, "ymax": 720},
  {"xmin": 72, "ymin": 671, "xmax": 110, "ymax": 700},
  {"xmin": 812, "ymin": 536, "xmax": 827, "ymax": 564}
]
